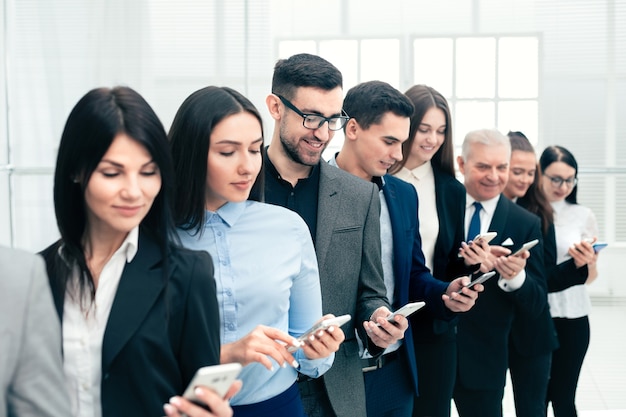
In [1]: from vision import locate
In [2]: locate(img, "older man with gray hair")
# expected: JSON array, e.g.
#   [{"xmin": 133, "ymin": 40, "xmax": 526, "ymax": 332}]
[{"xmin": 453, "ymin": 129, "xmax": 548, "ymax": 417}]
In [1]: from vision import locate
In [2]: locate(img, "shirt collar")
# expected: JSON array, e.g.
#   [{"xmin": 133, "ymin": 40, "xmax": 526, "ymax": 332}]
[
  {"xmin": 466, "ymin": 193, "xmax": 501, "ymax": 217},
  {"xmin": 119, "ymin": 226, "xmax": 139, "ymax": 263},
  {"xmin": 206, "ymin": 201, "xmax": 246, "ymax": 228},
  {"xmin": 57, "ymin": 226, "xmax": 139, "ymax": 265},
  {"xmin": 408, "ymin": 161, "xmax": 433, "ymax": 181},
  {"xmin": 328, "ymin": 152, "xmax": 384, "ymax": 190}
]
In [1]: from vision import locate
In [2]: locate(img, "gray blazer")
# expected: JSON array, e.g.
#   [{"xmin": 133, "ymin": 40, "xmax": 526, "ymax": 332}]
[
  {"xmin": 315, "ymin": 162, "xmax": 390, "ymax": 417},
  {"xmin": 0, "ymin": 247, "xmax": 70, "ymax": 417}
]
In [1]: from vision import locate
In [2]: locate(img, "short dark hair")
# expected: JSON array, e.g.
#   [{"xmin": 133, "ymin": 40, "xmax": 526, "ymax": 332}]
[
  {"xmin": 271, "ymin": 53, "xmax": 343, "ymax": 99},
  {"xmin": 539, "ymin": 145, "xmax": 579, "ymax": 204},
  {"xmin": 53, "ymin": 86, "xmax": 175, "ymax": 303},
  {"xmin": 169, "ymin": 86, "xmax": 264, "ymax": 234},
  {"xmin": 389, "ymin": 85, "xmax": 455, "ymax": 177},
  {"xmin": 508, "ymin": 131, "xmax": 554, "ymax": 234},
  {"xmin": 342, "ymin": 80, "xmax": 414, "ymax": 131}
]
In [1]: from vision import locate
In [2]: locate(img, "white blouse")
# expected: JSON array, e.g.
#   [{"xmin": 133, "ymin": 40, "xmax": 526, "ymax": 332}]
[
  {"xmin": 394, "ymin": 162, "xmax": 439, "ymax": 271},
  {"xmin": 548, "ymin": 200, "xmax": 599, "ymax": 319},
  {"xmin": 62, "ymin": 227, "xmax": 138, "ymax": 417}
]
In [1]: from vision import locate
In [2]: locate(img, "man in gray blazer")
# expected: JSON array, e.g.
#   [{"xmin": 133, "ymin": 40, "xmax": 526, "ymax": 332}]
[
  {"xmin": 264, "ymin": 53, "xmax": 408, "ymax": 417},
  {"xmin": 0, "ymin": 246, "xmax": 70, "ymax": 417}
]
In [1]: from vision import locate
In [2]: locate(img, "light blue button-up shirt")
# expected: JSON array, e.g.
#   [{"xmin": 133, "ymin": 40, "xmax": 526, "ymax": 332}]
[{"xmin": 178, "ymin": 200, "xmax": 333, "ymax": 405}]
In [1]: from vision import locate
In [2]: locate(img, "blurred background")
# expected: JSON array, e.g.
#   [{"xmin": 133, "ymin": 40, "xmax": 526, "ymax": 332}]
[{"xmin": 0, "ymin": 0, "xmax": 624, "ymax": 299}]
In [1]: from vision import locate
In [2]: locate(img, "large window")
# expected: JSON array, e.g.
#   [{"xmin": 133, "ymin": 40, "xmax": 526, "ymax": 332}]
[{"xmin": 278, "ymin": 35, "xmax": 540, "ymax": 160}]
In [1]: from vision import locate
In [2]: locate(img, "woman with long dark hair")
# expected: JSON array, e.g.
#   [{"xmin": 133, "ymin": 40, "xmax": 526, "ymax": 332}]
[
  {"xmin": 41, "ymin": 86, "xmax": 234, "ymax": 417},
  {"xmin": 539, "ymin": 145, "xmax": 599, "ymax": 417},
  {"xmin": 389, "ymin": 85, "xmax": 472, "ymax": 417},
  {"xmin": 169, "ymin": 86, "xmax": 342, "ymax": 417}
]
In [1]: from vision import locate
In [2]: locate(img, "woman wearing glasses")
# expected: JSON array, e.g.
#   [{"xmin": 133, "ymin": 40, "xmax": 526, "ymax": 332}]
[{"xmin": 539, "ymin": 145, "xmax": 599, "ymax": 417}]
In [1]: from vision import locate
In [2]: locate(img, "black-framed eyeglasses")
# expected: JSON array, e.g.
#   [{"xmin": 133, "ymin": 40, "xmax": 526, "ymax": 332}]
[
  {"xmin": 275, "ymin": 94, "xmax": 350, "ymax": 131},
  {"xmin": 545, "ymin": 174, "xmax": 578, "ymax": 188}
]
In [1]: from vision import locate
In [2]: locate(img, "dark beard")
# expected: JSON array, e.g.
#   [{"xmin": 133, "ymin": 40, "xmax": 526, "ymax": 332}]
[{"xmin": 279, "ymin": 134, "xmax": 320, "ymax": 167}]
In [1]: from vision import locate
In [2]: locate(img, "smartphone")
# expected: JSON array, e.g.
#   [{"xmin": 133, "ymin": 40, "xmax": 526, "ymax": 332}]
[
  {"xmin": 377, "ymin": 301, "xmax": 426, "ymax": 326},
  {"xmin": 456, "ymin": 271, "xmax": 497, "ymax": 293},
  {"xmin": 509, "ymin": 239, "xmax": 539, "ymax": 257},
  {"xmin": 183, "ymin": 363, "xmax": 242, "ymax": 402},
  {"xmin": 592, "ymin": 242, "xmax": 608, "ymax": 253},
  {"xmin": 473, "ymin": 231, "xmax": 498, "ymax": 244},
  {"xmin": 288, "ymin": 314, "xmax": 352, "ymax": 352}
]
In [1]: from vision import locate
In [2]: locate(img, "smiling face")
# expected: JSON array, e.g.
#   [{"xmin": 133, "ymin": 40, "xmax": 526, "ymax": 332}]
[
  {"xmin": 540, "ymin": 161, "xmax": 577, "ymax": 202},
  {"xmin": 205, "ymin": 112, "xmax": 263, "ymax": 211},
  {"xmin": 405, "ymin": 106, "xmax": 446, "ymax": 169},
  {"xmin": 277, "ymin": 86, "xmax": 344, "ymax": 166},
  {"xmin": 84, "ymin": 133, "xmax": 161, "ymax": 239},
  {"xmin": 504, "ymin": 150, "xmax": 537, "ymax": 199},
  {"xmin": 345, "ymin": 112, "xmax": 409, "ymax": 180},
  {"xmin": 458, "ymin": 142, "xmax": 510, "ymax": 201}
]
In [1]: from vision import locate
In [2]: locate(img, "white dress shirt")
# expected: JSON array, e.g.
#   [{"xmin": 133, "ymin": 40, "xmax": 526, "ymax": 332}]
[
  {"xmin": 465, "ymin": 194, "xmax": 526, "ymax": 291},
  {"xmin": 548, "ymin": 200, "xmax": 599, "ymax": 318},
  {"xmin": 62, "ymin": 227, "xmax": 138, "ymax": 417},
  {"xmin": 394, "ymin": 163, "xmax": 439, "ymax": 271}
]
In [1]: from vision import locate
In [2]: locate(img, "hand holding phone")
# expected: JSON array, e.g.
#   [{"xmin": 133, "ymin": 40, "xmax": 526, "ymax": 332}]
[
  {"xmin": 183, "ymin": 363, "xmax": 242, "ymax": 403},
  {"xmin": 592, "ymin": 242, "xmax": 608, "ymax": 253},
  {"xmin": 288, "ymin": 314, "xmax": 351, "ymax": 352},
  {"xmin": 508, "ymin": 239, "xmax": 539, "ymax": 257},
  {"xmin": 376, "ymin": 301, "xmax": 426, "ymax": 326},
  {"xmin": 456, "ymin": 271, "xmax": 496, "ymax": 293}
]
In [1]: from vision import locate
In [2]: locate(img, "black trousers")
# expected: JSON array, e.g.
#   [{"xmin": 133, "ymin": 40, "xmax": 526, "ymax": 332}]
[
  {"xmin": 412, "ymin": 328, "xmax": 456, "ymax": 417},
  {"xmin": 546, "ymin": 316, "xmax": 590, "ymax": 417},
  {"xmin": 509, "ymin": 346, "xmax": 552, "ymax": 417}
]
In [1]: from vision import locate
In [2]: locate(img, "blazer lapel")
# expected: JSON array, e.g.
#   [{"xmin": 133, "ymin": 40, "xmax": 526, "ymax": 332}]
[
  {"xmin": 381, "ymin": 178, "xmax": 403, "ymax": 304},
  {"xmin": 315, "ymin": 162, "xmax": 343, "ymax": 273},
  {"xmin": 101, "ymin": 233, "xmax": 167, "ymax": 371},
  {"xmin": 489, "ymin": 195, "xmax": 509, "ymax": 245}
]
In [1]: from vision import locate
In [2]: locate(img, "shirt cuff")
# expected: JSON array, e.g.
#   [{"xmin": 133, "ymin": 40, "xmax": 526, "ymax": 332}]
[
  {"xmin": 498, "ymin": 269, "xmax": 526, "ymax": 292},
  {"xmin": 294, "ymin": 351, "xmax": 335, "ymax": 378}
]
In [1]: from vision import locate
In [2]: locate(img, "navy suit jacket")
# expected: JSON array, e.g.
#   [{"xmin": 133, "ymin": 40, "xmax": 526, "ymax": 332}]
[
  {"xmin": 456, "ymin": 195, "xmax": 548, "ymax": 390},
  {"xmin": 382, "ymin": 175, "xmax": 452, "ymax": 395},
  {"xmin": 41, "ymin": 232, "xmax": 220, "ymax": 417}
]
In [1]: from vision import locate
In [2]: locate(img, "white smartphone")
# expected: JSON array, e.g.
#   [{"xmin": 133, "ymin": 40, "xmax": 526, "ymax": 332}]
[
  {"xmin": 456, "ymin": 271, "xmax": 497, "ymax": 293},
  {"xmin": 509, "ymin": 239, "xmax": 539, "ymax": 257},
  {"xmin": 377, "ymin": 301, "xmax": 426, "ymax": 326},
  {"xmin": 592, "ymin": 242, "xmax": 608, "ymax": 253},
  {"xmin": 473, "ymin": 231, "xmax": 498, "ymax": 244},
  {"xmin": 183, "ymin": 363, "xmax": 242, "ymax": 403},
  {"xmin": 288, "ymin": 314, "xmax": 352, "ymax": 353}
]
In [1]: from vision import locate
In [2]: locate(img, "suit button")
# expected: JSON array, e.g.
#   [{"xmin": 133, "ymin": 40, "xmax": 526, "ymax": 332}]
[{"xmin": 104, "ymin": 373, "xmax": 110, "ymax": 380}]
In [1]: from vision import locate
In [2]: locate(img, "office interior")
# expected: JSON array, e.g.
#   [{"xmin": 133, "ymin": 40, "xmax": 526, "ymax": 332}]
[{"xmin": 1, "ymin": 1, "xmax": 624, "ymax": 414}]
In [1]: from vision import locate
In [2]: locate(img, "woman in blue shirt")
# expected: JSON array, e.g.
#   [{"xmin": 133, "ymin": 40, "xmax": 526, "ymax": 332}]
[{"xmin": 168, "ymin": 86, "xmax": 342, "ymax": 417}]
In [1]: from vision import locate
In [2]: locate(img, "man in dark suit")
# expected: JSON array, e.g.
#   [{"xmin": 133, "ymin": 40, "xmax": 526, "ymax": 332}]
[
  {"xmin": 0, "ymin": 246, "xmax": 70, "ymax": 417},
  {"xmin": 263, "ymin": 54, "xmax": 408, "ymax": 417},
  {"xmin": 454, "ymin": 128, "xmax": 548, "ymax": 417},
  {"xmin": 334, "ymin": 80, "xmax": 481, "ymax": 417}
]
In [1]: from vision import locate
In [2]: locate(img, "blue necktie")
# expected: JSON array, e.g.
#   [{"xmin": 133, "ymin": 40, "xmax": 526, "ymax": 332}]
[{"xmin": 467, "ymin": 202, "xmax": 483, "ymax": 241}]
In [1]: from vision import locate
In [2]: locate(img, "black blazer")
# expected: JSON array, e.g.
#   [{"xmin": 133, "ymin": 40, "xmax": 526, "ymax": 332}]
[
  {"xmin": 41, "ymin": 232, "xmax": 220, "ymax": 417},
  {"xmin": 456, "ymin": 195, "xmax": 547, "ymax": 390},
  {"xmin": 409, "ymin": 168, "xmax": 473, "ymax": 340}
]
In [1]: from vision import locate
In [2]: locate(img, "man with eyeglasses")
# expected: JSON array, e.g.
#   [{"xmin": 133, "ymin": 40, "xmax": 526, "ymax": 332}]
[
  {"xmin": 264, "ymin": 53, "xmax": 407, "ymax": 417},
  {"xmin": 453, "ymin": 129, "xmax": 548, "ymax": 417}
]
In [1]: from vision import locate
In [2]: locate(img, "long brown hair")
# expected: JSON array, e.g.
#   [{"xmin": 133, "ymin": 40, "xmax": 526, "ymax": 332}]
[
  {"xmin": 508, "ymin": 131, "xmax": 554, "ymax": 234},
  {"xmin": 389, "ymin": 85, "xmax": 455, "ymax": 176}
]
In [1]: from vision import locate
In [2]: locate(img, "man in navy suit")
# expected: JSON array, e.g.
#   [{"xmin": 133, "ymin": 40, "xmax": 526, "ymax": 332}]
[
  {"xmin": 333, "ymin": 80, "xmax": 482, "ymax": 417},
  {"xmin": 454, "ymin": 129, "xmax": 548, "ymax": 417}
]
